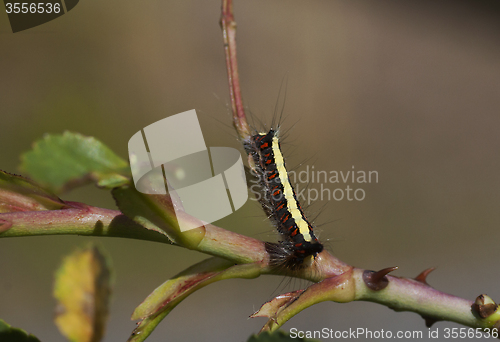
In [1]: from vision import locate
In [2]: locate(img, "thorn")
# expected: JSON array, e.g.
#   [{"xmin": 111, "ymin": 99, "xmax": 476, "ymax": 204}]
[
  {"xmin": 415, "ymin": 267, "xmax": 436, "ymax": 285},
  {"xmin": 363, "ymin": 266, "xmax": 398, "ymax": 291},
  {"xmin": 472, "ymin": 294, "xmax": 498, "ymax": 319},
  {"xmin": 421, "ymin": 315, "xmax": 440, "ymax": 328}
]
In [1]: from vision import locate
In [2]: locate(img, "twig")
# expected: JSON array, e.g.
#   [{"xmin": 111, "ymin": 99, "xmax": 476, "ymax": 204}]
[{"xmin": 221, "ymin": 0, "xmax": 250, "ymax": 140}]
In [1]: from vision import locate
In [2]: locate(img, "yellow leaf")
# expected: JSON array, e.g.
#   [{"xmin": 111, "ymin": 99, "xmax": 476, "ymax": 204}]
[{"xmin": 54, "ymin": 245, "xmax": 112, "ymax": 342}]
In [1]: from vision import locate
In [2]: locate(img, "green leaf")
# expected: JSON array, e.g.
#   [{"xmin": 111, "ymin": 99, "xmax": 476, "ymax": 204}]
[
  {"xmin": 128, "ymin": 259, "xmax": 262, "ymax": 342},
  {"xmin": 20, "ymin": 132, "xmax": 130, "ymax": 193},
  {"xmin": 131, "ymin": 258, "xmax": 234, "ymax": 320},
  {"xmin": 0, "ymin": 319, "xmax": 41, "ymax": 342},
  {"xmin": 247, "ymin": 331, "xmax": 319, "ymax": 342},
  {"xmin": 0, "ymin": 170, "xmax": 66, "ymax": 213},
  {"xmin": 54, "ymin": 245, "xmax": 112, "ymax": 342},
  {"xmin": 112, "ymin": 185, "xmax": 203, "ymax": 248}
]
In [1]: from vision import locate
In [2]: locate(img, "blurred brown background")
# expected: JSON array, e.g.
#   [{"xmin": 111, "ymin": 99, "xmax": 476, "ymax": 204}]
[{"xmin": 1, "ymin": 1, "xmax": 500, "ymax": 341}]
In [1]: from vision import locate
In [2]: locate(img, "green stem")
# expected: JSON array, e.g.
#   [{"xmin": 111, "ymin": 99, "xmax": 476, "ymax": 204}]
[
  {"xmin": 352, "ymin": 268, "xmax": 487, "ymax": 329},
  {"xmin": 3, "ymin": 204, "xmax": 494, "ymax": 333},
  {"xmin": 0, "ymin": 205, "xmax": 171, "ymax": 244},
  {"xmin": 0, "ymin": 202, "xmax": 351, "ymax": 281}
]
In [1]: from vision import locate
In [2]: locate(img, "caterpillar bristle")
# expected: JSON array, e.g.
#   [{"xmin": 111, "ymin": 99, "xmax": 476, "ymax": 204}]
[{"xmin": 246, "ymin": 129, "xmax": 324, "ymax": 271}]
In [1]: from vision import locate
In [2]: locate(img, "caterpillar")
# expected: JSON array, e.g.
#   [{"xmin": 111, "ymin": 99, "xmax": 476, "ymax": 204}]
[{"xmin": 245, "ymin": 128, "xmax": 324, "ymax": 270}]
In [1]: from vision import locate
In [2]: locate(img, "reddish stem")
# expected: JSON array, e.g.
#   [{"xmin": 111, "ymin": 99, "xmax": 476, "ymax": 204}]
[{"xmin": 221, "ymin": 0, "xmax": 250, "ymax": 140}]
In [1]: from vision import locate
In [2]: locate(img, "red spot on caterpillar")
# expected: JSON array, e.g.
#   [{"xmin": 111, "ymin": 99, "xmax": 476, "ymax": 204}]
[{"xmin": 280, "ymin": 212, "xmax": 290, "ymax": 222}]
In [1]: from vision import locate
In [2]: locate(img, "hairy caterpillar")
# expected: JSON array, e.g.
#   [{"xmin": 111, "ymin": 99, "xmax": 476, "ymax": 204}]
[{"xmin": 245, "ymin": 128, "xmax": 324, "ymax": 270}]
